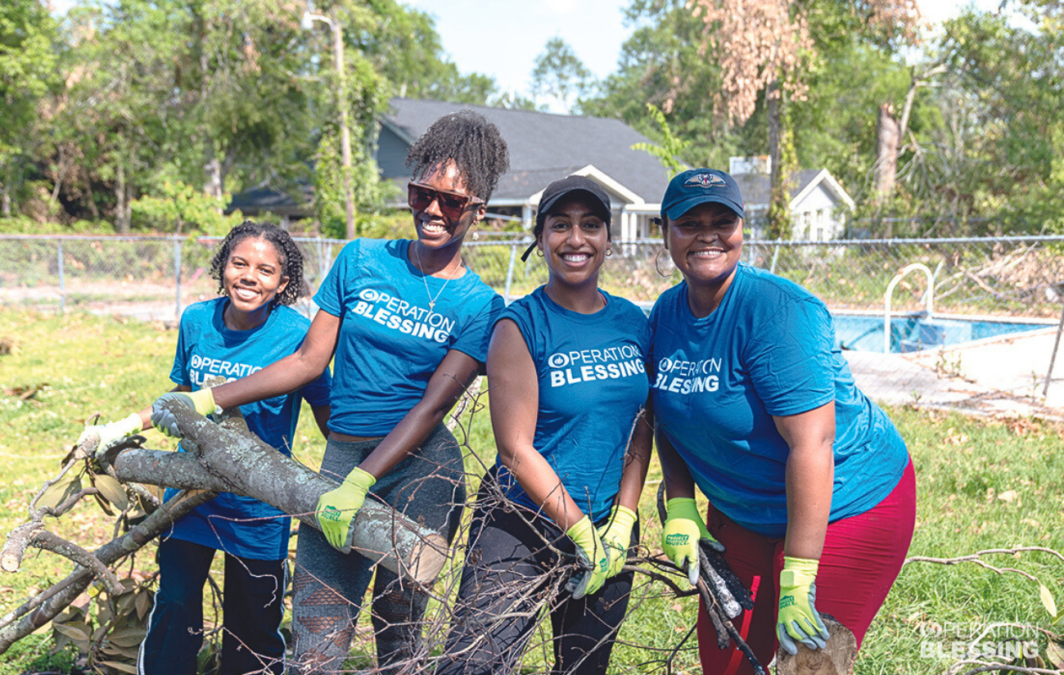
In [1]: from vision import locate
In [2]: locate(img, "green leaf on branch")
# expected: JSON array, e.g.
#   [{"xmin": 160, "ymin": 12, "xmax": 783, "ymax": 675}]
[{"xmin": 94, "ymin": 474, "xmax": 129, "ymax": 511}]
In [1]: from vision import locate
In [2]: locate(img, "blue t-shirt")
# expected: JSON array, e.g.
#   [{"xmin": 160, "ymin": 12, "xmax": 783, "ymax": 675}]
[
  {"xmin": 649, "ymin": 264, "xmax": 909, "ymax": 537},
  {"xmin": 164, "ymin": 298, "xmax": 331, "ymax": 560},
  {"xmin": 495, "ymin": 288, "xmax": 651, "ymax": 523},
  {"xmin": 314, "ymin": 238, "xmax": 503, "ymax": 436}
]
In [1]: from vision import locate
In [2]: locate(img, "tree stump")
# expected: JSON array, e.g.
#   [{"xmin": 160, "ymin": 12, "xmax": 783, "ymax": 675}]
[{"xmin": 775, "ymin": 615, "xmax": 857, "ymax": 675}]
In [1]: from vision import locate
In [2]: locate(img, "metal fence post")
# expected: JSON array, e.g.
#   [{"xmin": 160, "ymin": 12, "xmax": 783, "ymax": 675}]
[
  {"xmin": 503, "ymin": 241, "xmax": 518, "ymax": 303},
  {"xmin": 1044, "ymin": 301, "xmax": 1064, "ymax": 398},
  {"xmin": 174, "ymin": 237, "xmax": 182, "ymax": 320},
  {"xmin": 317, "ymin": 237, "xmax": 325, "ymax": 282},
  {"xmin": 57, "ymin": 240, "xmax": 65, "ymax": 313}
]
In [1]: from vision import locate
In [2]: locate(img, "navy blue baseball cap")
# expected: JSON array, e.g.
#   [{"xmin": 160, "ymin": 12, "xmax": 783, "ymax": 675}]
[{"xmin": 660, "ymin": 168, "xmax": 745, "ymax": 221}]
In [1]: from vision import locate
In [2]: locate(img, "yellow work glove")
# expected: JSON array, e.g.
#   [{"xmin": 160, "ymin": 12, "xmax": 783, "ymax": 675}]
[
  {"xmin": 77, "ymin": 413, "xmax": 142, "ymax": 451},
  {"xmin": 597, "ymin": 505, "xmax": 638, "ymax": 579},
  {"xmin": 315, "ymin": 467, "xmax": 376, "ymax": 552},
  {"xmin": 150, "ymin": 389, "xmax": 218, "ymax": 437},
  {"xmin": 776, "ymin": 556, "xmax": 829, "ymax": 654},
  {"xmin": 565, "ymin": 515, "xmax": 610, "ymax": 599},
  {"xmin": 661, "ymin": 497, "xmax": 724, "ymax": 586}
]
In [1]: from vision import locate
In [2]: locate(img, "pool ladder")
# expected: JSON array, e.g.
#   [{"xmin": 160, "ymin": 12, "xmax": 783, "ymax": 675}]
[{"xmin": 883, "ymin": 263, "xmax": 936, "ymax": 353}]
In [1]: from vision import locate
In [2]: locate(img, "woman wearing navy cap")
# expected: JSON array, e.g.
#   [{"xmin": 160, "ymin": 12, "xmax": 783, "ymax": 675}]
[
  {"xmin": 651, "ymin": 168, "xmax": 916, "ymax": 673},
  {"xmin": 437, "ymin": 175, "xmax": 653, "ymax": 675},
  {"xmin": 150, "ymin": 111, "xmax": 509, "ymax": 674}
]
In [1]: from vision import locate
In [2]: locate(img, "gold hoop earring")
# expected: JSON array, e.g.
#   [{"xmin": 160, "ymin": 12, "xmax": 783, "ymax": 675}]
[
  {"xmin": 655, "ymin": 247, "xmax": 676, "ymax": 278},
  {"xmin": 536, "ymin": 248, "xmax": 544, "ymax": 257},
  {"xmin": 606, "ymin": 247, "xmax": 613, "ymax": 257}
]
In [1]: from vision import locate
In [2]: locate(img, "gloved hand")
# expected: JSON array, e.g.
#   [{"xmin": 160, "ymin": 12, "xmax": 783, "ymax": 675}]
[
  {"xmin": 77, "ymin": 413, "xmax": 143, "ymax": 451},
  {"xmin": 150, "ymin": 389, "xmax": 218, "ymax": 437},
  {"xmin": 315, "ymin": 467, "xmax": 376, "ymax": 552},
  {"xmin": 661, "ymin": 497, "xmax": 724, "ymax": 586},
  {"xmin": 565, "ymin": 515, "xmax": 609, "ymax": 599},
  {"xmin": 597, "ymin": 505, "xmax": 637, "ymax": 579},
  {"xmin": 776, "ymin": 556, "xmax": 829, "ymax": 654}
]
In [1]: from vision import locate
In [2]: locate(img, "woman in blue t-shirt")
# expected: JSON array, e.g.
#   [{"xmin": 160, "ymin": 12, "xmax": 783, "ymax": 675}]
[
  {"xmin": 651, "ymin": 169, "xmax": 916, "ymax": 673},
  {"xmin": 150, "ymin": 111, "xmax": 509, "ymax": 674},
  {"xmin": 80, "ymin": 222, "xmax": 331, "ymax": 675},
  {"xmin": 437, "ymin": 176, "xmax": 653, "ymax": 675}
]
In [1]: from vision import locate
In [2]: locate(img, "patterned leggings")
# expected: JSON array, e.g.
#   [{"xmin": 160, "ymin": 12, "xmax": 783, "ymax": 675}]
[{"xmin": 288, "ymin": 424, "xmax": 466, "ymax": 675}]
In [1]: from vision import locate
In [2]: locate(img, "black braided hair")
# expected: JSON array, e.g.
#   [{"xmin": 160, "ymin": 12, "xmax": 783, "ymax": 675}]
[
  {"xmin": 210, "ymin": 220, "xmax": 305, "ymax": 307},
  {"xmin": 405, "ymin": 110, "xmax": 510, "ymax": 202}
]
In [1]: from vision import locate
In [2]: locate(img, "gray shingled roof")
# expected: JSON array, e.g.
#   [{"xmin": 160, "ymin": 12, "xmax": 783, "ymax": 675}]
[
  {"xmin": 733, "ymin": 169, "xmax": 824, "ymax": 209},
  {"xmin": 382, "ymin": 98, "xmax": 671, "ymax": 204}
]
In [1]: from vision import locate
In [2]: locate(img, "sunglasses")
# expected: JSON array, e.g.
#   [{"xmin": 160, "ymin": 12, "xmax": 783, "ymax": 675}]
[{"xmin": 407, "ymin": 182, "xmax": 483, "ymax": 222}]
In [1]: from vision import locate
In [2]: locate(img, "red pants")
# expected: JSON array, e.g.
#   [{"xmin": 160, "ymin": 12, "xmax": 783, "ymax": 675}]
[{"xmin": 697, "ymin": 459, "xmax": 916, "ymax": 675}]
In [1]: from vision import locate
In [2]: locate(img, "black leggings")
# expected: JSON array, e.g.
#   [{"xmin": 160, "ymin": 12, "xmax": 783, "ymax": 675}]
[
  {"xmin": 138, "ymin": 537, "xmax": 286, "ymax": 675},
  {"xmin": 437, "ymin": 474, "xmax": 636, "ymax": 675}
]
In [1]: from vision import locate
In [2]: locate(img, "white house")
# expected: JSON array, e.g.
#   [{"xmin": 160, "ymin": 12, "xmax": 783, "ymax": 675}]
[{"xmin": 729, "ymin": 157, "xmax": 856, "ymax": 240}]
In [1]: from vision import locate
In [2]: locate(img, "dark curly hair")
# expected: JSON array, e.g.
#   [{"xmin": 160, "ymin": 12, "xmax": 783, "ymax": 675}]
[
  {"xmin": 210, "ymin": 221, "xmax": 304, "ymax": 307},
  {"xmin": 405, "ymin": 110, "xmax": 510, "ymax": 202}
]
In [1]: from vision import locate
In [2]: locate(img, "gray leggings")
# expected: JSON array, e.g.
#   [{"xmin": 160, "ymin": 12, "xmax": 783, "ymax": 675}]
[{"xmin": 289, "ymin": 424, "xmax": 466, "ymax": 674}]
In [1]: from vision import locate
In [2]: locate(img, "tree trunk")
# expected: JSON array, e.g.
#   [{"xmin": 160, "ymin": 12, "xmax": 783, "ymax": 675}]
[
  {"xmin": 115, "ymin": 160, "xmax": 129, "ymax": 233},
  {"xmin": 767, "ymin": 80, "xmax": 790, "ymax": 240},
  {"xmin": 874, "ymin": 102, "xmax": 900, "ymax": 222},
  {"xmin": 203, "ymin": 156, "xmax": 223, "ymax": 201},
  {"xmin": 1, "ymin": 184, "xmax": 9, "ymax": 218},
  {"xmin": 117, "ymin": 402, "xmax": 450, "ymax": 584}
]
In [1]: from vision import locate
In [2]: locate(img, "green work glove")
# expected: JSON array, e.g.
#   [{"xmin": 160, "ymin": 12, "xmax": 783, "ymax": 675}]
[
  {"xmin": 597, "ymin": 505, "xmax": 637, "ymax": 579},
  {"xmin": 661, "ymin": 497, "xmax": 724, "ymax": 586},
  {"xmin": 150, "ymin": 389, "xmax": 218, "ymax": 438},
  {"xmin": 565, "ymin": 515, "xmax": 609, "ymax": 599},
  {"xmin": 777, "ymin": 556, "xmax": 829, "ymax": 655},
  {"xmin": 77, "ymin": 413, "xmax": 142, "ymax": 451},
  {"xmin": 315, "ymin": 467, "xmax": 376, "ymax": 552}
]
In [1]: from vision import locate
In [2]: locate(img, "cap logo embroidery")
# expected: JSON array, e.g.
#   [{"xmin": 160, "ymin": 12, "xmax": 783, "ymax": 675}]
[{"xmin": 684, "ymin": 172, "xmax": 726, "ymax": 189}]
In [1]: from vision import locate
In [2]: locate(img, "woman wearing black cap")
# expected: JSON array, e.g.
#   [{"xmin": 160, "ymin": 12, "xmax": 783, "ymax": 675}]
[
  {"xmin": 651, "ymin": 169, "xmax": 915, "ymax": 673},
  {"xmin": 437, "ymin": 176, "xmax": 653, "ymax": 675}
]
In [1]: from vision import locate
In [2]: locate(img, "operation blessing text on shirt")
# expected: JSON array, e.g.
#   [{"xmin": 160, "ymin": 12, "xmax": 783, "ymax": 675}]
[
  {"xmin": 651, "ymin": 356, "xmax": 722, "ymax": 394},
  {"xmin": 350, "ymin": 287, "xmax": 455, "ymax": 343},
  {"xmin": 189, "ymin": 354, "xmax": 262, "ymax": 386},
  {"xmin": 547, "ymin": 344, "xmax": 644, "ymax": 388}
]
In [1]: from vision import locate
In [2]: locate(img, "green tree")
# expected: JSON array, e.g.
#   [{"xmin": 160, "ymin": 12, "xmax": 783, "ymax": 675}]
[
  {"xmin": 0, "ymin": 0, "xmax": 59, "ymax": 218},
  {"xmin": 531, "ymin": 37, "xmax": 593, "ymax": 113}
]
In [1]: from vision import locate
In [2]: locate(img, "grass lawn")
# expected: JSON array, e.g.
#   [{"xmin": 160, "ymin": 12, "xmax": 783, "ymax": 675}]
[{"xmin": 0, "ymin": 309, "xmax": 1061, "ymax": 674}]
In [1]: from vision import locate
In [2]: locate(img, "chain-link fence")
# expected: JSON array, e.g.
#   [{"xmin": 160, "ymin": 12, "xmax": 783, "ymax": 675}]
[{"xmin": 2, "ymin": 234, "xmax": 1062, "ymax": 411}]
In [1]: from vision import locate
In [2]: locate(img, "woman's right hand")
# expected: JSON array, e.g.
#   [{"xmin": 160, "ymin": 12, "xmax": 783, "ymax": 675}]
[
  {"xmin": 565, "ymin": 515, "xmax": 610, "ymax": 599},
  {"xmin": 661, "ymin": 497, "xmax": 724, "ymax": 586},
  {"xmin": 150, "ymin": 390, "xmax": 217, "ymax": 437}
]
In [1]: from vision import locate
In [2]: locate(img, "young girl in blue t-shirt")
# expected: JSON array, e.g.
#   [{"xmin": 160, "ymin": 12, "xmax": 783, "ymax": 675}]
[
  {"xmin": 149, "ymin": 111, "xmax": 510, "ymax": 674},
  {"xmin": 79, "ymin": 222, "xmax": 331, "ymax": 675},
  {"xmin": 437, "ymin": 176, "xmax": 653, "ymax": 675}
]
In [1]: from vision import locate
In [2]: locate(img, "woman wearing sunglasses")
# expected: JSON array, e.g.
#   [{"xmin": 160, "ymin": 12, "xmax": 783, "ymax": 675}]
[
  {"xmin": 437, "ymin": 176, "xmax": 653, "ymax": 675},
  {"xmin": 150, "ymin": 110, "xmax": 509, "ymax": 674}
]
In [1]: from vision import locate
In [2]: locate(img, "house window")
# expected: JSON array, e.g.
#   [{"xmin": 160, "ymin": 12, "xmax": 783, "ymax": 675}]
[{"xmin": 817, "ymin": 227, "xmax": 824, "ymax": 241}]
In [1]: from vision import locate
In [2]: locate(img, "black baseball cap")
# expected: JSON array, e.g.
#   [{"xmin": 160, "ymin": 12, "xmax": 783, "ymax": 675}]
[
  {"xmin": 522, "ymin": 176, "xmax": 612, "ymax": 261},
  {"xmin": 660, "ymin": 168, "xmax": 745, "ymax": 221}
]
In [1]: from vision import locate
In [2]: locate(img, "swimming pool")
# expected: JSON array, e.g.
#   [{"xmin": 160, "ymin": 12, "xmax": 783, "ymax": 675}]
[{"xmin": 834, "ymin": 312, "xmax": 1053, "ymax": 354}]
